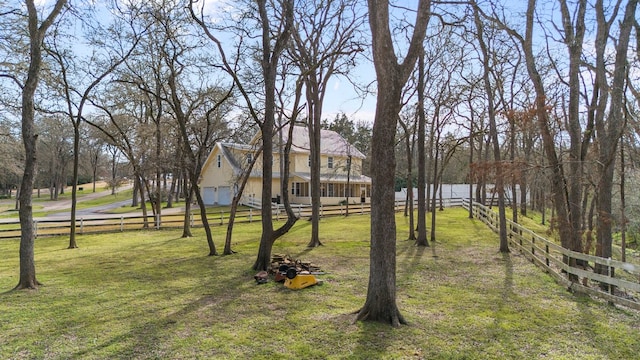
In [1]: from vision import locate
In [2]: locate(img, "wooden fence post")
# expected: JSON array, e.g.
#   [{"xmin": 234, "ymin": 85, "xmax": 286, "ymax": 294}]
[{"xmin": 545, "ymin": 244, "xmax": 550, "ymax": 267}]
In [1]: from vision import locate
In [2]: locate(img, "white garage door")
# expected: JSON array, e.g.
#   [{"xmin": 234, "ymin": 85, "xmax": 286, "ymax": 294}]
[
  {"xmin": 218, "ymin": 186, "xmax": 231, "ymax": 205},
  {"xmin": 203, "ymin": 187, "xmax": 215, "ymax": 205}
]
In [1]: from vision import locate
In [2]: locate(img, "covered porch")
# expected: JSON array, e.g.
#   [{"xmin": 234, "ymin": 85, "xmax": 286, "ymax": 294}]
[{"xmin": 289, "ymin": 173, "xmax": 371, "ymax": 206}]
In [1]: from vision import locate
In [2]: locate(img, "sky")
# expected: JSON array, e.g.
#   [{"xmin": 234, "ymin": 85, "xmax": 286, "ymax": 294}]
[
  {"xmin": 23, "ymin": 0, "xmax": 426, "ymax": 126},
  {"xmin": 198, "ymin": 0, "xmax": 380, "ymax": 124}
]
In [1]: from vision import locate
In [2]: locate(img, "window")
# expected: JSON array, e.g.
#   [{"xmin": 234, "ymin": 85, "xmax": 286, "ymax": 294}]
[
  {"xmin": 246, "ymin": 153, "xmax": 253, "ymax": 164},
  {"xmin": 308, "ymin": 155, "xmax": 311, "ymax": 167},
  {"xmin": 328, "ymin": 183, "xmax": 334, "ymax": 197},
  {"xmin": 217, "ymin": 154, "xmax": 222, "ymax": 168},
  {"xmin": 327, "ymin": 157, "xmax": 334, "ymax": 169},
  {"xmin": 291, "ymin": 182, "xmax": 309, "ymax": 197}
]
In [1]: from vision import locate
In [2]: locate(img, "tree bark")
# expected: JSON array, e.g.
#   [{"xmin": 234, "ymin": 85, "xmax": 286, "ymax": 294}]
[
  {"xmin": 473, "ymin": 5, "xmax": 508, "ymax": 253},
  {"xmin": 416, "ymin": 53, "xmax": 429, "ymax": 245},
  {"xmin": 357, "ymin": 0, "xmax": 431, "ymax": 326},
  {"xmin": 225, "ymin": 146, "xmax": 262, "ymax": 255},
  {"xmin": 595, "ymin": 0, "xmax": 636, "ymax": 277},
  {"xmin": 15, "ymin": 0, "xmax": 68, "ymax": 291},
  {"xmin": 252, "ymin": 0, "xmax": 296, "ymax": 271}
]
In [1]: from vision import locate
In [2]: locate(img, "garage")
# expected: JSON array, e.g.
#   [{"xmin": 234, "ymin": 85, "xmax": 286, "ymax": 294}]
[
  {"xmin": 203, "ymin": 187, "xmax": 215, "ymax": 205},
  {"xmin": 218, "ymin": 186, "xmax": 231, "ymax": 205}
]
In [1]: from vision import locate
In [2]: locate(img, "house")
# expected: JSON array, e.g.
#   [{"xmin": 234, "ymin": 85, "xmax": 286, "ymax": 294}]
[{"xmin": 199, "ymin": 126, "xmax": 371, "ymax": 206}]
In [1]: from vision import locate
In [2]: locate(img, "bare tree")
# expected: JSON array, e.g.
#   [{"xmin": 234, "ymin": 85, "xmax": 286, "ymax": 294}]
[
  {"xmin": 14, "ymin": 0, "xmax": 67, "ymax": 290},
  {"xmin": 288, "ymin": 0, "xmax": 364, "ymax": 248},
  {"xmin": 356, "ymin": 0, "xmax": 431, "ymax": 327},
  {"xmin": 472, "ymin": 3, "xmax": 508, "ymax": 252},
  {"xmin": 45, "ymin": 4, "xmax": 142, "ymax": 249},
  {"xmin": 190, "ymin": 0, "xmax": 298, "ymax": 270},
  {"xmin": 593, "ymin": 0, "xmax": 637, "ymax": 277}
]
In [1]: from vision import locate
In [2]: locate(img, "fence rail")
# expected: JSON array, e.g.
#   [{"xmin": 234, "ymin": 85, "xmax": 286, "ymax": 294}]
[
  {"xmin": 0, "ymin": 197, "xmax": 470, "ymax": 240},
  {"xmin": 0, "ymin": 198, "xmax": 461, "ymax": 240},
  {"xmin": 464, "ymin": 199, "xmax": 640, "ymax": 311}
]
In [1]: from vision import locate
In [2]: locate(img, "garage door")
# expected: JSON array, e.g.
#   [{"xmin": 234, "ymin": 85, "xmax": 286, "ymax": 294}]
[
  {"xmin": 218, "ymin": 186, "xmax": 231, "ymax": 205},
  {"xmin": 203, "ymin": 187, "xmax": 215, "ymax": 205}
]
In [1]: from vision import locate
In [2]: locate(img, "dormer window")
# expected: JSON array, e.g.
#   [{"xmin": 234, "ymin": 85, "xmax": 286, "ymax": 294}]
[{"xmin": 327, "ymin": 156, "xmax": 334, "ymax": 169}]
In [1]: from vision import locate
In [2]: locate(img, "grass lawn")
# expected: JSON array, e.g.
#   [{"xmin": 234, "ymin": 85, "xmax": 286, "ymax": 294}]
[{"xmin": 1, "ymin": 208, "xmax": 639, "ymax": 359}]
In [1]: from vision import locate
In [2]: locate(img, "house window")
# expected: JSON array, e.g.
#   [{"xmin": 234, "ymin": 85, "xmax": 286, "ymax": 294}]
[
  {"xmin": 327, "ymin": 157, "xmax": 334, "ymax": 169},
  {"xmin": 308, "ymin": 155, "xmax": 311, "ymax": 167},
  {"xmin": 327, "ymin": 183, "xmax": 334, "ymax": 197},
  {"xmin": 217, "ymin": 154, "xmax": 222, "ymax": 168},
  {"xmin": 246, "ymin": 153, "xmax": 253, "ymax": 164},
  {"xmin": 291, "ymin": 182, "xmax": 309, "ymax": 197}
]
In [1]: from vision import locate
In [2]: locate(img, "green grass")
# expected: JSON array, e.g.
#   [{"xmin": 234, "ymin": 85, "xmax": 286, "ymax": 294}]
[
  {"xmin": 0, "ymin": 189, "xmax": 135, "ymax": 219},
  {"xmin": 1, "ymin": 208, "xmax": 639, "ymax": 359}
]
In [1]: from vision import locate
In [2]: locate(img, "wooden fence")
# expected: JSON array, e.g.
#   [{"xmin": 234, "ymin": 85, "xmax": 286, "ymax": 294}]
[
  {"xmin": 0, "ymin": 200, "xmax": 399, "ymax": 239},
  {"xmin": 464, "ymin": 199, "xmax": 640, "ymax": 311},
  {"xmin": 0, "ymin": 197, "xmax": 470, "ymax": 241}
]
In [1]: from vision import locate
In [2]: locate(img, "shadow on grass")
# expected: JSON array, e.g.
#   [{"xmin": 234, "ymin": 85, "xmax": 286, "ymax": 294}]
[
  {"xmin": 70, "ymin": 259, "xmax": 253, "ymax": 359},
  {"xmin": 352, "ymin": 321, "xmax": 395, "ymax": 358},
  {"xmin": 487, "ymin": 252, "xmax": 513, "ymax": 340}
]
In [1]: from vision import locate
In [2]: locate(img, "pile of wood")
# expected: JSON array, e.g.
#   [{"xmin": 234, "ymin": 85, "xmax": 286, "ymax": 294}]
[{"xmin": 270, "ymin": 253, "xmax": 322, "ymax": 274}]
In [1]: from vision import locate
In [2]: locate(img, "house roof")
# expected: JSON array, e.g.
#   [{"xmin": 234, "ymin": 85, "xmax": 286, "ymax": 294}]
[
  {"xmin": 199, "ymin": 142, "xmax": 256, "ymax": 180},
  {"xmin": 218, "ymin": 142, "xmax": 252, "ymax": 174},
  {"xmin": 279, "ymin": 126, "xmax": 366, "ymax": 159}
]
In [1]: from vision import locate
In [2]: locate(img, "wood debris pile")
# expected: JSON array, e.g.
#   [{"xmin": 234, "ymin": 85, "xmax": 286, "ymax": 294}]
[{"xmin": 269, "ymin": 253, "xmax": 322, "ymax": 274}]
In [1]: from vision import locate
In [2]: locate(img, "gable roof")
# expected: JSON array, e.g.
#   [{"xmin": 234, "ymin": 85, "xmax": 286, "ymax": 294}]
[
  {"xmin": 274, "ymin": 126, "xmax": 366, "ymax": 159},
  {"xmin": 200, "ymin": 142, "xmax": 256, "ymax": 179}
]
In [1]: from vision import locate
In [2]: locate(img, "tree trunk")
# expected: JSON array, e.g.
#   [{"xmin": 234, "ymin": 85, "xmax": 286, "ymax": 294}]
[
  {"xmin": 252, "ymin": 0, "xmax": 295, "ymax": 271},
  {"xmin": 620, "ymin": 140, "xmax": 627, "ymax": 263},
  {"xmin": 520, "ymin": 0, "xmax": 575, "ymax": 272},
  {"xmin": 193, "ymin": 181, "xmax": 217, "ymax": 256},
  {"xmin": 154, "ymin": 122, "xmax": 162, "ymax": 229},
  {"xmin": 473, "ymin": 6, "xmax": 508, "ymax": 253},
  {"xmin": 136, "ymin": 174, "xmax": 149, "ymax": 229},
  {"xmin": 400, "ymin": 120, "xmax": 415, "ymax": 240},
  {"xmin": 68, "ymin": 121, "xmax": 79, "ymax": 249},
  {"xmin": 429, "ymin": 144, "xmax": 439, "ymax": 243},
  {"xmin": 225, "ymin": 147, "xmax": 262, "ymax": 255},
  {"xmin": 182, "ymin": 183, "xmax": 193, "ymax": 238},
  {"xmin": 509, "ymin": 117, "xmax": 518, "ymax": 224},
  {"xmin": 594, "ymin": 0, "xmax": 636, "ymax": 279},
  {"xmin": 307, "ymin": 102, "xmax": 323, "ymax": 247},
  {"xmin": 15, "ymin": 0, "xmax": 67, "ymax": 291},
  {"xmin": 356, "ymin": 0, "xmax": 430, "ymax": 326},
  {"xmin": 416, "ymin": 53, "xmax": 429, "ymax": 246},
  {"xmin": 166, "ymin": 171, "xmax": 176, "ymax": 208}
]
